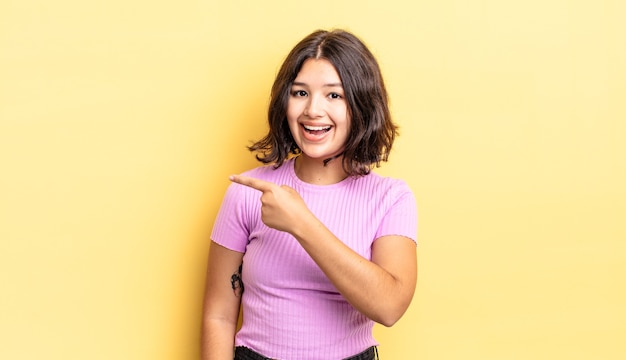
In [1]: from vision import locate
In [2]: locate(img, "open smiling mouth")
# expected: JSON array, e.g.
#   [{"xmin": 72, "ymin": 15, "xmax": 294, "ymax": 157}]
[{"xmin": 303, "ymin": 124, "xmax": 332, "ymax": 135}]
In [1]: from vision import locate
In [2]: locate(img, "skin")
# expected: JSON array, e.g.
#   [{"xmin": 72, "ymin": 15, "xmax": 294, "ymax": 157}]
[
  {"xmin": 287, "ymin": 58, "xmax": 351, "ymax": 174},
  {"xmin": 201, "ymin": 58, "xmax": 417, "ymax": 360},
  {"xmin": 202, "ymin": 242, "xmax": 243, "ymax": 360}
]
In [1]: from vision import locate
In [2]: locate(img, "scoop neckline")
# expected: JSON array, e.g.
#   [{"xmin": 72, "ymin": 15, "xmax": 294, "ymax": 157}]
[{"xmin": 286, "ymin": 157, "xmax": 357, "ymax": 191}]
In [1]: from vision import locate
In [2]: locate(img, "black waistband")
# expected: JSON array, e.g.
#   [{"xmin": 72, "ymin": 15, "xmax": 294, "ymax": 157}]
[
  {"xmin": 234, "ymin": 346, "xmax": 268, "ymax": 360},
  {"xmin": 234, "ymin": 346, "xmax": 378, "ymax": 360}
]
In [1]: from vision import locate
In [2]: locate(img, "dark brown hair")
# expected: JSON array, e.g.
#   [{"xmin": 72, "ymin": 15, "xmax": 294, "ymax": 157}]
[{"xmin": 249, "ymin": 29, "xmax": 398, "ymax": 176}]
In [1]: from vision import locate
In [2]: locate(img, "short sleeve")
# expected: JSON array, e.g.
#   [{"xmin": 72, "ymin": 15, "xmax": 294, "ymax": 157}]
[
  {"xmin": 210, "ymin": 183, "xmax": 253, "ymax": 253},
  {"xmin": 375, "ymin": 182, "xmax": 418, "ymax": 244}
]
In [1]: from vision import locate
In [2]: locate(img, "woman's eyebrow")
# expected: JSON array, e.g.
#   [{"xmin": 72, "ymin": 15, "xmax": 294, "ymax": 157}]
[{"xmin": 292, "ymin": 81, "xmax": 343, "ymax": 88}]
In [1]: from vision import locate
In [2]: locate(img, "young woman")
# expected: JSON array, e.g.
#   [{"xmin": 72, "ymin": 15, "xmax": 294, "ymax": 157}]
[{"xmin": 202, "ymin": 29, "xmax": 418, "ymax": 360}]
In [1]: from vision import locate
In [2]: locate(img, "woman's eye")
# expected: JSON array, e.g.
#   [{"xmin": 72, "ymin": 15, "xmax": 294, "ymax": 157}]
[
  {"xmin": 329, "ymin": 93, "xmax": 342, "ymax": 99},
  {"xmin": 292, "ymin": 90, "xmax": 307, "ymax": 97}
]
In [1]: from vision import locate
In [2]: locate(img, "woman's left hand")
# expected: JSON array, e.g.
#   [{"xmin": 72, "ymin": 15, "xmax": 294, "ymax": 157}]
[{"xmin": 229, "ymin": 174, "xmax": 311, "ymax": 234}]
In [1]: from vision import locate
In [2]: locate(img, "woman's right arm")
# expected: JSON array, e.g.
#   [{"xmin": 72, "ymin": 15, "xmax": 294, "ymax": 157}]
[{"xmin": 201, "ymin": 241, "xmax": 245, "ymax": 360}]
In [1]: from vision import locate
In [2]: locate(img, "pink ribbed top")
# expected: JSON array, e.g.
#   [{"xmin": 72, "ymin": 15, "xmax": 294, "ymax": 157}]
[{"xmin": 211, "ymin": 157, "xmax": 417, "ymax": 359}]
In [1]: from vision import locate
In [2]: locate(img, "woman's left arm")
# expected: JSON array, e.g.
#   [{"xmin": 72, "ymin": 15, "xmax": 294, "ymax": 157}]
[
  {"xmin": 229, "ymin": 174, "xmax": 417, "ymax": 326},
  {"xmin": 292, "ymin": 220, "xmax": 417, "ymax": 327}
]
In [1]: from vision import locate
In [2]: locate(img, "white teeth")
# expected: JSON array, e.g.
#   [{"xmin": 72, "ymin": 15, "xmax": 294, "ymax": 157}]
[{"xmin": 303, "ymin": 125, "xmax": 331, "ymax": 131}]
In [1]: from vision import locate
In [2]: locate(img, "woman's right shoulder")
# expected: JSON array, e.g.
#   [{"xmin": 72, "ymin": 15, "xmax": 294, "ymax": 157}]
[
  {"xmin": 239, "ymin": 163, "xmax": 274, "ymax": 178},
  {"xmin": 239, "ymin": 160, "xmax": 290, "ymax": 181}
]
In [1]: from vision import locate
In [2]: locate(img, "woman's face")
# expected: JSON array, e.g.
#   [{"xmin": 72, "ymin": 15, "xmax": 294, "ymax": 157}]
[{"xmin": 287, "ymin": 58, "xmax": 351, "ymax": 162}]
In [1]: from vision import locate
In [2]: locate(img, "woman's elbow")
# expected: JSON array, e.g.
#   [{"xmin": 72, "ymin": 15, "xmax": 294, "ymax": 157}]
[{"xmin": 373, "ymin": 301, "xmax": 412, "ymax": 327}]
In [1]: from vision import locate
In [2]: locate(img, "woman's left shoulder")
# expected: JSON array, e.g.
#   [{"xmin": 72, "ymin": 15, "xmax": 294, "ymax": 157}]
[
  {"xmin": 361, "ymin": 171, "xmax": 412, "ymax": 190},
  {"xmin": 355, "ymin": 172, "xmax": 415, "ymax": 202}
]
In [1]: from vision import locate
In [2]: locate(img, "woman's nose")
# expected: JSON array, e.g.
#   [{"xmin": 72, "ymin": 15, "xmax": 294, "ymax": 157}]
[{"xmin": 304, "ymin": 96, "xmax": 324, "ymax": 118}]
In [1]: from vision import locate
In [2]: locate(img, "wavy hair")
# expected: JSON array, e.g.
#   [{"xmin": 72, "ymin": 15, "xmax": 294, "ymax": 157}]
[{"xmin": 248, "ymin": 29, "xmax": 398, "ymax": 176}]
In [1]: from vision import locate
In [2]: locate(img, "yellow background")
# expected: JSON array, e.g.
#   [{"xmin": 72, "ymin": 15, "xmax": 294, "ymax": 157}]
[{"xmin": 1, "ymin": 1, "xmax": 624, "ymax": 359}]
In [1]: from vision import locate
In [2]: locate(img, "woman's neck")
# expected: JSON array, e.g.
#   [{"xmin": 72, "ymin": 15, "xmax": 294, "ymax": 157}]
[{"xmin": 293, "ymin": 155, "xmax": 350, "ymax": 185}]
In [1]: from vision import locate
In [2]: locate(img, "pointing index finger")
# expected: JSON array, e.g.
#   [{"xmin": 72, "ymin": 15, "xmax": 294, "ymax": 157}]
[{"xmin": 229, "ymin": 174, "xmax": 275, "ymax": 192}]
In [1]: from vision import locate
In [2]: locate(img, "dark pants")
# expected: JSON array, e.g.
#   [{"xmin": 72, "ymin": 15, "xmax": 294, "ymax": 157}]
[{"xmin": 234, "ymin": 345, "xmax": 378, "ymax": 360}]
